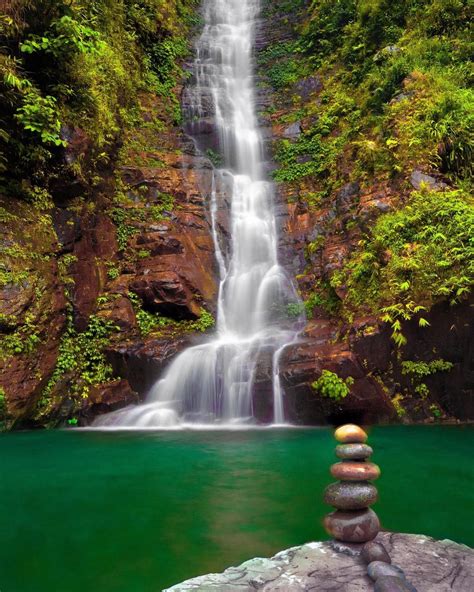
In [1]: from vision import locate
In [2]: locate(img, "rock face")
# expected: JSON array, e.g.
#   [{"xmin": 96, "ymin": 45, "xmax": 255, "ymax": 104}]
[
  {"xmin": 253, "ymin": 0, "xmax": 474, "ymax": 426},
  {"xmin": 165, "ymin": 532, "xmax": 474, "ymax": 591},
  {"xmin": 0, "ymin": 93, "xmax": 219, "ymax": 427}
]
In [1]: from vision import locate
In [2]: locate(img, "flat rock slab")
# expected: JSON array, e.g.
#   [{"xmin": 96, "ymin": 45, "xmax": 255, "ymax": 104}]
[{"xmin": 165, "ymin": 533, "xmax": 474, "ymax": 591}]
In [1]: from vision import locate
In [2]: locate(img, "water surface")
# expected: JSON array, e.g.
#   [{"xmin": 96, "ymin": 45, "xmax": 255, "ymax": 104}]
[{"xmin": 0, "ymin": 425, "xmax": 472, "ymax": 591}]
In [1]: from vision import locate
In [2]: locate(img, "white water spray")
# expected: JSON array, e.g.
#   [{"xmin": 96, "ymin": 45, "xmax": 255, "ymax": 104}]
[{"xmin": 94, "ymin": 0, "xmax": 303, "ymax": 428}]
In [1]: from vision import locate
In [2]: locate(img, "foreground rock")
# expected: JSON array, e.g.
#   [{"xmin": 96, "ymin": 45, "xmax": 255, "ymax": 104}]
[{"xmin": 165, "ymin": 533, "xmax": 474, "ymax": 591}]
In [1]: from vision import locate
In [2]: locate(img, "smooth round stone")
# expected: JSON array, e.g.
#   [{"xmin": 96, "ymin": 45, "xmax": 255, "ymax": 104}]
[
  {"xmin": 361, "ymin": 541, "xmax": 391, "ymax": 564},
  {"xmin": 331, "ymin": 461, "xmax": 381, "ymax": 481},
  {"xmin": 368, "ymin": 561, "xmax": 405, "ymax": 581},
  {"xmin": 336, "ymin": 443, "xmax": 373, "ymax": 460},
  {"xmin": 324, "ymin": 481, "xmax": 378, "ymax": 510},
  {"xmin": 335, "ymin": 424, "xmax": 368, "ymax": 443},
  {"xmin": 324, "ymin": 508, "xmax": 380, "ymax": 543},
  {"xmin": 374, "ymin": 576, "xmax": 418, "ymax": 592}
]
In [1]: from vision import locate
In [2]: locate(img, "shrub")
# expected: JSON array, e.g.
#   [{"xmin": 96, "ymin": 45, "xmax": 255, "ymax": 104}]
[
  {"xmin": 340, "ymin": 188, "xmax": 474, "ymax": 322},
  {"xmin": 312, "ymin": 370, "xmax": 354, "ymax": 401}
]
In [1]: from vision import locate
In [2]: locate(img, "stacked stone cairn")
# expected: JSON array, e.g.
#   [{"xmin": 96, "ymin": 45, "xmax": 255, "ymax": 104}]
[
  {"xmin": 324, "ymin": 424, "xmax": 418, "ymax": 592},
  {"xmin": 324, "ymin": 424, "xmax": 381, "ymax": 543}
]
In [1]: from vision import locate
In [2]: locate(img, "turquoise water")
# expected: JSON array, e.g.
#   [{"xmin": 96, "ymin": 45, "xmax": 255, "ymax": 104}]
[{"xmin": 0, "ymin": 426, "xmax": 472, "ymax": 591}]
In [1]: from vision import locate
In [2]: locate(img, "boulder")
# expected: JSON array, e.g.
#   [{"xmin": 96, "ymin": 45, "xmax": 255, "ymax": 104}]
[
  {"xmin": 165, "ymin": 532, "xmax": 474, "ymax": 591},
  {"xmin": 410, "ymin": 170, "xmax": 447, "ymax": 191}
]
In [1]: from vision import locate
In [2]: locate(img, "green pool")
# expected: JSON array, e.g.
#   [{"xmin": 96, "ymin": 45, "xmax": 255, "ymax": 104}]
[{"xmin": 0, "ymin": 425, "xmax": 472, "ymax": 591}]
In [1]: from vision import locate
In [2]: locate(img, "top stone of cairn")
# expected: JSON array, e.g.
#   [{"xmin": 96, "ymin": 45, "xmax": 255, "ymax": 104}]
[{"xmin": 335, "ymin": 424, "xmax": 368, "ymax": 444}]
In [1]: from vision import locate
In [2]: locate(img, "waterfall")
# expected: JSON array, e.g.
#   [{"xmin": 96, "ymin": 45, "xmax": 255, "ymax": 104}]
[{"xmin": 94, "ymin": 0, "xmax": 303, "ymax": 428}]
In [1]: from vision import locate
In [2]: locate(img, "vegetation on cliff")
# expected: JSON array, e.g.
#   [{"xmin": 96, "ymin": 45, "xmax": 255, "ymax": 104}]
[
  {"xmin": 0, "ymin": 0, "xmax": 215, "ymax": 428},
  {"xmin": 262, "ymin": 0, "xmax": 473, "ymax": 329},
  {"xmin": 0, "ymin": 0, "xmax": 472, "ymax": 427},
  {"xmin": 0, "ymin": 0, "xmax": 198, "ymax": 193},
  {"xmin": 259, "ymin": 0, "xmax": 473, "ymax": 418}
]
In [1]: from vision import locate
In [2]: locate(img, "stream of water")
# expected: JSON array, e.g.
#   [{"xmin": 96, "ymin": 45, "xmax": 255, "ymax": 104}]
[{"xmin": 95, "ymin": 0, "xmax": 302, "ymax": 428}]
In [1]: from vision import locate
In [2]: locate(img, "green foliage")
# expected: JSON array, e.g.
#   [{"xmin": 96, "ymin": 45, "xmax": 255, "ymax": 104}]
[
  {"xmin": 312, "ymin": 370, "xmax": 354, "ymax": 401},
  {"xmin": 20, "ymin": 15, "xmax": 103, "ymax": 57},
  {"xmin": 0, "ymin": 0, "xmax": 198, "ymax": 193},
  {"xmin": 190, "ymin": 308, "xmax": 215, "ymax": 333},
  {"xmin": 339, "ymin": 188, "xmax": 474, "ymax": 331},
  {"xmin": 106, "ymin": 265, "xmax": 120, "ymax": 280},
  {"xmin": 380, "ymin": 303, "xmax": 428, "ymax": 347},
  {"xmin": 401, "ymin": 358, "xmax": 454, "ymax": 378},
  {"xmin": 429, "ymin": 403, "xmax": 442, "ymax": 418},
  {"xmin": 40, "ymin": 314, "xmax": 118, "ymax": 403},
  {"xmin": 205, "ymin": 149, "xmax": 223, "ymax": 167},
  {"xmin": 110, "ymin": 190, "xmax": 175, "ymax": 251},
  {"xmin": 128, "ymin": 291, "xmax": 174, "ymax": 336},
  {"xmin": 15, "ymin": 93, "xmax": 66, "ymax": 146},
  {"xmin": 304, "ymin": 283, "xmax": 341, "ymax": 318},
  {"xmin": 300, "ymin": 0, "xmax": 356, "ymax": 64},
  {"xmin": 272, "ymin": 87, "xmax": 358, "ymax": 184},
  {"xmin": 286, "ymin": 302, "xmax": 305, "ymax": 318},
  {"xmin": 0, "ymin": 312, "xmax": 40, "ymax": 358},
  {"xmin": 258, "ymin": 39, "xmax": 309, "ymax": 90},
  {"xmin": 110, "ymin": 207, "xmax": 139, "ymax": 251},
  {"xmin": 0, "ymin": 387, "xmax": 6, "ymax": 428},
  {"xmin": 401, "ymin": 358, "xmax": 453, "ymax": 400},
  {"xmin": 128, "ymin": 291, "xmax": 214, "ymax": 336}
]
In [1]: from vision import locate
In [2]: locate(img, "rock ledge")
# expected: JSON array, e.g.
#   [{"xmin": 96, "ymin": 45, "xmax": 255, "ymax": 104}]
[{"xmin": 165, "ymin": 532, "xmax": 474, "ymax": 591}]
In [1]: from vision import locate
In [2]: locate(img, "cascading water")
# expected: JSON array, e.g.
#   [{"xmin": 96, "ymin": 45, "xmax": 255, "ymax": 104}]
[{"xmin": 94, "ymin": 0, "xmax": 303, "ymax": 428}]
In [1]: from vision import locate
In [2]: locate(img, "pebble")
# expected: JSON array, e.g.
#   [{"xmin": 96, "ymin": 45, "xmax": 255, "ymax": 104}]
[
  {"xmin": 335, "ymin": 424, "xmax": 368, "ymax": 443},
  {"xmin": 336, "ymin": 443, "xmax": 373, "ymax": 460},
  {"xmin": 374, "ymin": 576, "xmax": 418, "ymax": 592},
  {"xmin": 368, "ymin": 561, "xmax": 405, "ymax": 581},
  {"xmin": 324, "ymin": 481, "xmax": 378, "ymax": 510},
  {"xmin": 361, "ymin": 541, "xmax": 391, "ymax": 564},
  {"xmin": 330, "ymin": 461, "xmax": 381, "ymax": 481},
  {"xmin": 324, "ymin": 508, "xmax": 380, "ymax": 543}
]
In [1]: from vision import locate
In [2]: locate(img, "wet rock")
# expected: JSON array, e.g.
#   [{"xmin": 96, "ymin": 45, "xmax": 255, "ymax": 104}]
[
  {"xmin": 136, "ymin": 234, "xmax": 184, "ymax": 255},
  {"xmin": 294, "ymin": 75, "xmax": 322, "ymax": 99},
  {"xmin": 330, "ymin": 461, "xmax": 381, "ymax": 481},
  {"xmin": 362, "ymin": 541, "xmax": 392, "ymax": 564},
  {"xmin": 336, "ymin": 443, "xmax": 373, "ymax": 460},
  {"xmin": 324, "ymin": 481, "xmax": 378, "ymax": 510},
  {"xmin": 166, "ymin": 532, "xmax": 474, "ymax": 591},
  {"xmin": 282, "ymin": 121, "xmax": 302, "ymax": 139},
  {"xmin": 71, "ymin": 213, "xmax": 118, "ymax": 331},
  {"xmin": 60, "ymin": 125, "xmax": 91, "ymax": 165},
  {"xmin": 335, "ymin": 424, "xmax": 368, "ymax": 443},
  {"xmin": 410, "ymin": 169, "xmax": 447, "ymax": 191},
  {"xmin": 323, "ymin": 508, "xmax": 380, "ymax": 543},
  {"xmin": 374, "ymin": 576, "xmax": 418, "ymax": 592},
  {"xmin": 0, "ymin": 282, "xmax": 34, "ymax": 320},
  {"xmin": 368, "ymin": 561, "xmax": 406, "ymax": 581},
  {"xmin": 101, "ymin": 296, "xmax": 137, "ymax": 331},
  {"xmin": 52, "ymin": 208, "xmax": 81, "ymax": 254},
  {"xmin": 336, "ymin": 182, "xmax": 360, "ymax": 215},
  {"xmin": 130, "ymin": 271, "xmax": 201, "ymax": 320},
  {"xmin": 87, "ymin": 380, "xmax": 139, "ymax": 417}
]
